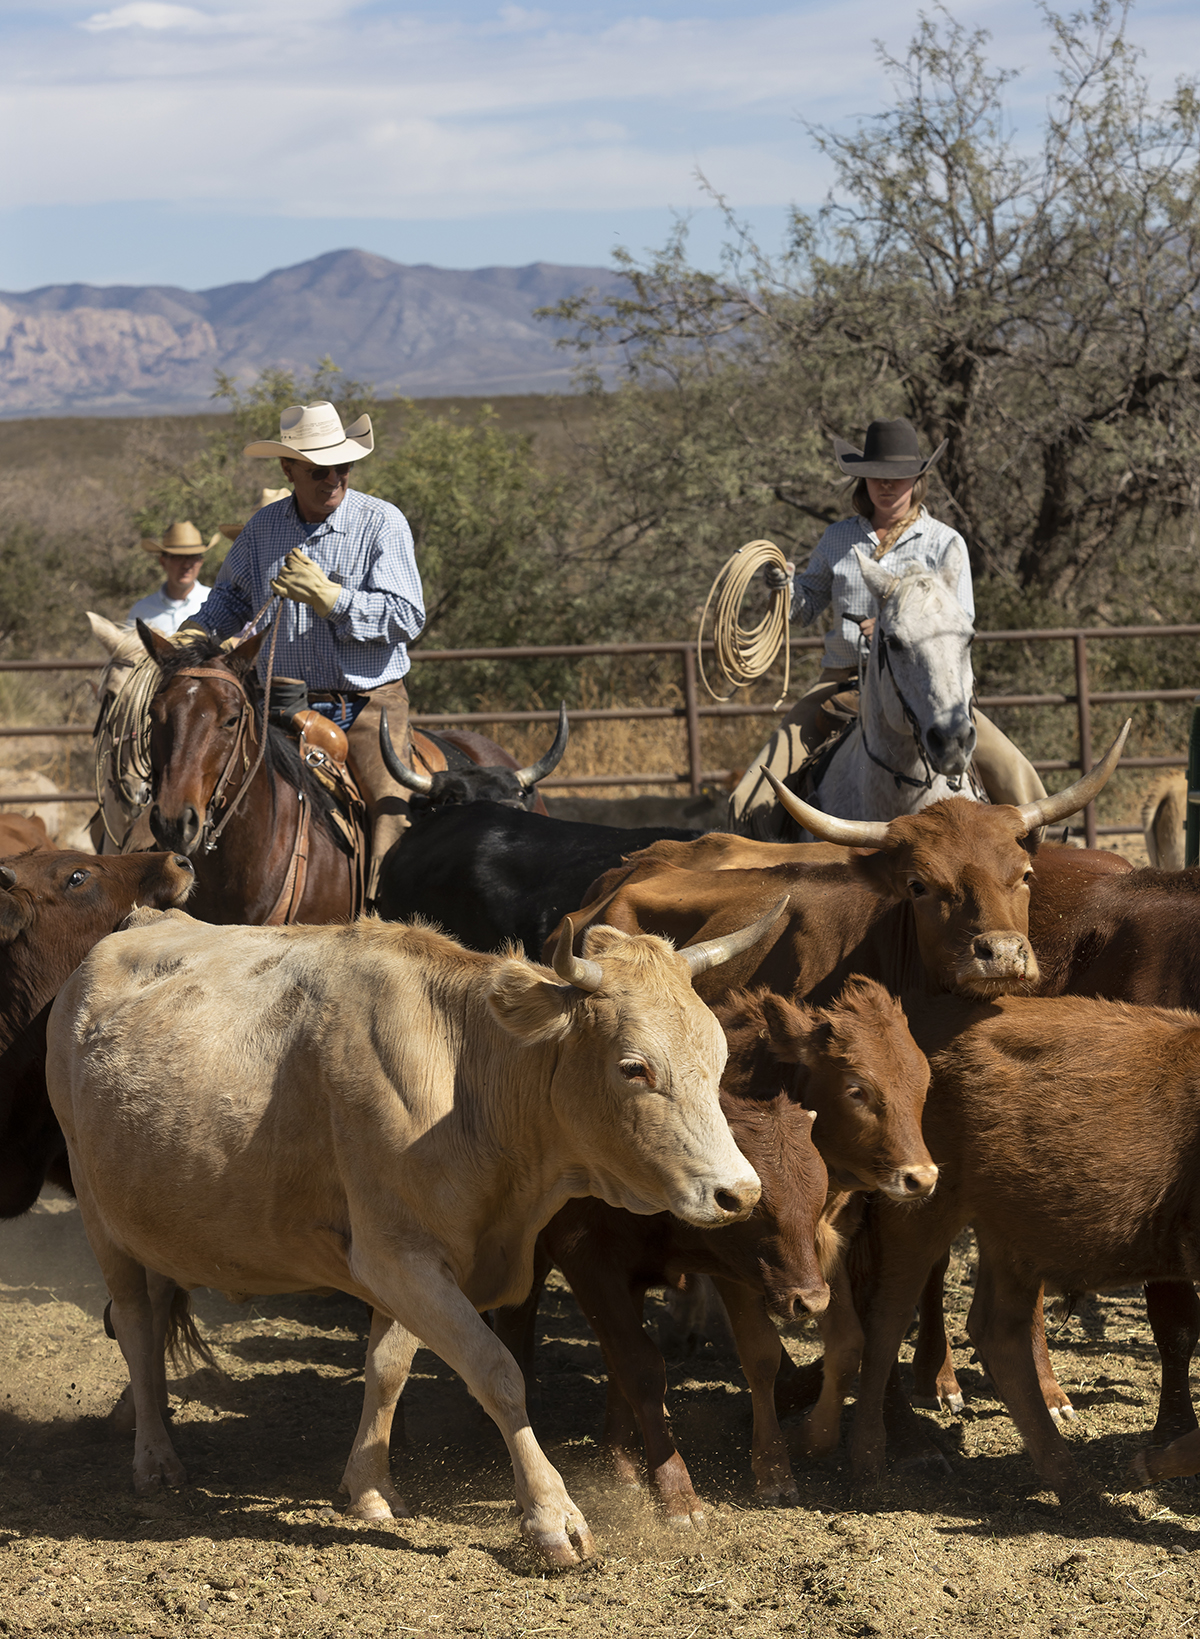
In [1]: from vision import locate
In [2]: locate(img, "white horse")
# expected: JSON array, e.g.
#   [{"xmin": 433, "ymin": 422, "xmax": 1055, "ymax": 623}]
[
  {"xmin": 810, "ymin": 545, "xmax": 977, "ymax": 823},
  {"xmin": 734, "ymin": 544, "xmax": 979, "ymax": 841}
]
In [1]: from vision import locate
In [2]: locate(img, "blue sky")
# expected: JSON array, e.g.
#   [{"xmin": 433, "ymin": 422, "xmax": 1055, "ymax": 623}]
[{"xmin": 0, "ymin": 0, "xmax": 1197, "ymax": 291}]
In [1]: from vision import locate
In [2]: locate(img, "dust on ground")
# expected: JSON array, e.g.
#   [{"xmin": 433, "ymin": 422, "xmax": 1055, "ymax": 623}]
[{"xmin": 2, "ymin": 1194, "xmax": 1199, "ymax": 1638}]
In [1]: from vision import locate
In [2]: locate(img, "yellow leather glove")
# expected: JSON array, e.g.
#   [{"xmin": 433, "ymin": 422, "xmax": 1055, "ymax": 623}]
[
  {"xmin": 163, "ymin": 620, "xmax": 209, "ymax": 647},
  {"xmin": 271, "ymin": 549, "xmax": 341, "ymax": 618}
]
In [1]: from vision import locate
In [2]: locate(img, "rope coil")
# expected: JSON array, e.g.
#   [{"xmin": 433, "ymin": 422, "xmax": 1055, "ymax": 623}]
[{"xmin": 697, "ymin": 539, "xmax": 792, "ymax": 707}]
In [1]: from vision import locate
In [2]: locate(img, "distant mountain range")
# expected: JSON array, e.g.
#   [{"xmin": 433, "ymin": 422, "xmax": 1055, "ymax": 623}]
[{"xmin": 0, "ymin": 249, "xmax": 627, "ymax": 416}]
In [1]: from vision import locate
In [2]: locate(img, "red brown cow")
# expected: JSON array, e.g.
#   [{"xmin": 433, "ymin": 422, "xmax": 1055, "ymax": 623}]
[
  {"xmin": 914, "ymin": 848, "xmax": 1200, "ymax": 1445},
  {"xmin": 0, "ymin": 848, "xmax": 194, "ymax": 1216},
  {"xmin": 0, "ymin": 814, "xmax": 51, "ymax": 853},
  {"xmin": 843, "ymin": 990, "xmax": 1200, "ymax": 1502},
  {"xmin": 500, "ymin": 978, "xmax": 935, "ymax": 1523},
  {"xmin": 565, "ymin": 730, "xmax": 1128, "ymax": 1010}
]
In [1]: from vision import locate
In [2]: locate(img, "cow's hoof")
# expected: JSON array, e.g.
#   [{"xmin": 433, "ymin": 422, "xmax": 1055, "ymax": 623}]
[
  {"xmin": 133, "ymin": 1456, "xmax": 186, "ymax": 1494},
  {"xmin": 665, "ymin": 1507, "xmax": 706, "ymax": 1531},
  {"xmin": 344, "ymin": 1487, "xmax": 411, "ymax": 1521},
  {"xmin": 521, "ymin": 1498, "xmax": 595, "ymax": 1567},
  {"xmin": 756, "ymin": 1483, "xmax": 799, "ymax": 1508},
  {"xmin": 941, "ymin": 1390, "xmax": 965, "ymax": 1414},
  {"xmin": 1049, "ymin": 1403, "xmax": 1076, "ymax": 1424}
]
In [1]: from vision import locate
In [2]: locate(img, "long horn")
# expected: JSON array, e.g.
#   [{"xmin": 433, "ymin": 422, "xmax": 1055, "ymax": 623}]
[
  {"xmin": 763, "ymin": 769, "xmax": 890, "ymax": 847},
  {"xmin": 1013, "ymin": 720, "xmax": 1131, "ymax": 833},
  {"xmin": 378, "ymin": 709, "xmax": 433, "ymax": 794},
  {"xmin": 516, "ymin": 702, "xmax": 570, "ymax": 789},
  {"xmin": 551, "ymin": 916, "xmax": 604, "ymax": 992},
  {"xmin": 0, "ymin": 865, "xmax": 16, "ymax": 889},
  {"xmin": 682, "ymin": 895, "xmax": 791, "ymax": 979}
]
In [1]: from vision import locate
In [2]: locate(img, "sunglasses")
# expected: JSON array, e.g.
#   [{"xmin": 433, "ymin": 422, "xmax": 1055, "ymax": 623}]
[{"xmin": 290, "ymin": 461, "xmax": 353, "ymax": 481}]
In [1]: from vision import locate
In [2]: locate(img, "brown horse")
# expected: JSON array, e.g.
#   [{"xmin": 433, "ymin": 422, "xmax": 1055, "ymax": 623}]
[
  {"xmin": 138, "ymin": 625, "xmax": 569, "ymax": 925},
  {"xmin": 141, "ymin": 627, "xmax": 358, "ymax": 925}
]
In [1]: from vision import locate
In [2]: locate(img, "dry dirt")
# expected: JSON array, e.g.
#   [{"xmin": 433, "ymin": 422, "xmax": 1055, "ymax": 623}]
[{"xmin": 3, "ymin": 1196, "xmax": 1200, "ymax": 1638}]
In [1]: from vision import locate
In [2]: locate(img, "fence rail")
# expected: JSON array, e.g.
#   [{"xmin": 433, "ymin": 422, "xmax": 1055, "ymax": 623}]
[{"xmin": 4, "ymin": 623, "xmax": 1200, "ymax": 849}]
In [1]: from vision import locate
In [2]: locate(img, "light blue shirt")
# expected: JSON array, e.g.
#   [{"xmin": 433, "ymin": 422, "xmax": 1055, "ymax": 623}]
[
  {"xmin": 128, "ymin": 581, "xmax": 211, "ymax": 634},
  {"xmin": 194, "ymin": 488, "xmax": 425, "ymax": 691},
  {"xmin": 792, "ymin": 510, "xmax": 974, "ymax": 669}
]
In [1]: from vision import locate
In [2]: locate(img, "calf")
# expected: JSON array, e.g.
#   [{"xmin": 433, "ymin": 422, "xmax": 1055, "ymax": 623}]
[
  {"xmin": 0, "ymin": 848, "xmax": 194, "ymax": 1216},
  {"xmin": 844, "ymin": 991, "xmax": 1200, "ymax": 1502},
  {"xmin": 500, "ymin": 978, "xmax": 934, "ymax": 1523}
]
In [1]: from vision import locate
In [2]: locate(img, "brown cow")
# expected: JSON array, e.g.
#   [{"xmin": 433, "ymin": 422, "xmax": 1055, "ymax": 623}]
[
  {"xmin": 500, "ymin": 978, "xmax": 935, "ymax": 1522},
  {"xmin": 843, "ymin": 990, "xmax": 1200, "ymax": 1502},
  {"xmin": 0, "ymin": 814, "xmax": 51, "ymax": 854},
  {"xmin": 0, "ymin": 848, "xmax": 194, "ymax": 1216}
]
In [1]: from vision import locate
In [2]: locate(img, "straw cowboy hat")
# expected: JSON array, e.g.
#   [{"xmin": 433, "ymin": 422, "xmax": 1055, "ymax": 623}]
[
  {"xmin": 833, "ymin": 418, "xmax": 947, "ymax": 479},
  {"xmin": 140, "ymin": 521, "xmax": 222, "ymax": 556},
  {"xmin": 217, "ymin": 488, "xmax": 292, "ymax": 543},
  {"xmin": 244, "ymin": 401, "xmax": 374, "ymax": 464}
]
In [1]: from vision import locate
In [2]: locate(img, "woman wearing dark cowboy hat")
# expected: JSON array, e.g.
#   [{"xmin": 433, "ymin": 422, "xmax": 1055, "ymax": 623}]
[{"xmin": 730, "ymin": 418, "xmax": 1045, "ymax": 826}]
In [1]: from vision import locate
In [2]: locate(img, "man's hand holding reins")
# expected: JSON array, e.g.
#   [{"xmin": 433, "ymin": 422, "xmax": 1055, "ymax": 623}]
[{"xmin": 271, "ymin": 549, "xmax": 341, "ymax": 618}]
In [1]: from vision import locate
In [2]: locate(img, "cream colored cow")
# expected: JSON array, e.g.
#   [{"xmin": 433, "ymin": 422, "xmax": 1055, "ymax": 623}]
[{"xmin": 46, "ymin": 902, "xmax": 780, "ymax": 1565}]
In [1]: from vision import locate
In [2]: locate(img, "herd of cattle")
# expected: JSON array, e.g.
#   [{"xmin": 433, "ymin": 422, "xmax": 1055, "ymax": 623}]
[{"xmin": 9, "ymin": 711, "xmax": 1200, "ymax": 1563}]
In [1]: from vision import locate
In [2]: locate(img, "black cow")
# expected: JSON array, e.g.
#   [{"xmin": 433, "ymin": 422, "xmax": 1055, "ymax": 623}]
[{"xmin": 376, "ymin": 802, "xmax": 704, "ymax": 956}]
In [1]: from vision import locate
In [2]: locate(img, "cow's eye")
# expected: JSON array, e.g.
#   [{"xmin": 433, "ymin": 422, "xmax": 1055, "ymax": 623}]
[
  {"xmin": 619, "ymin": 1059, "xmax": 653, "ymax": 1084},
  {"xmin": 908, "ymin": 878, "xmax": 928, "ymax": 897},
  {"xmin": 65, "ymin": 869, "xmax": 89, "ymax": 889},
  {"xmin": 846, "ymin": 1084, "xmax": 869, "ymax": 1105}
]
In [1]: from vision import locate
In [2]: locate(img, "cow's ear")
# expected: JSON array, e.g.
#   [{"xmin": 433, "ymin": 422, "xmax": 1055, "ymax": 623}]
[
  {"xmin": 488, "ymin": 960, "xmax": 575, "ymax": 1043},
  {"xmin": 758, "ymin": 992, "xmax": 823, "ymax": 1065},
  {"xmin": 0, "ymin": 891, "xmax": 31, "ymax": 945}
]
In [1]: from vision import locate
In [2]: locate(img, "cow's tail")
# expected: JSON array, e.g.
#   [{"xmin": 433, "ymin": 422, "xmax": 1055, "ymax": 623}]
[{"xmin": 165, "ymin": 1287, "xmax": 220, "ymax": 1375}]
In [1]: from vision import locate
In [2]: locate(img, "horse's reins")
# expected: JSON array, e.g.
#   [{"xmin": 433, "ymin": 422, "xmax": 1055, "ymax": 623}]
[
  {"xmin": 856, "ymin": 626, "xmax": 963, "ymax": 795},
  {"xmin": 173, "ymin": 594, "xmax": 281, "ymax": 853}
]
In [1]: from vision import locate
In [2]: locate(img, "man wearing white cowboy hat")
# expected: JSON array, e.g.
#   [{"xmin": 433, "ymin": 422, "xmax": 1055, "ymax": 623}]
[
  {"xmin": 177, "ymin": 401, "xmax": 425, "ymax": 896},
  {"xmin": 127, "ymin": 521, "xmax": 214, "ymax": 634}
]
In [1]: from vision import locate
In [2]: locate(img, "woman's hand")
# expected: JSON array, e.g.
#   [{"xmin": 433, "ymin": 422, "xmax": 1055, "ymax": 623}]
[{"xmin": 857, "ymin": 616, "xmax": 877, "ymax": 640}]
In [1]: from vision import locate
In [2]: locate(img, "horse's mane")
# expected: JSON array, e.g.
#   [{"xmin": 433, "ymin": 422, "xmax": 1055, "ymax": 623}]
[{"xmin": 151, "ymin": 636, "xmax": 350, "ymax": 852}]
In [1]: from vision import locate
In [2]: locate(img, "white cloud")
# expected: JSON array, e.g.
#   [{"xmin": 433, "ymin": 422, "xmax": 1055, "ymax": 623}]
[{"xmin": 81, "ymin": 3, "xmax": 214, "ymax": 30}]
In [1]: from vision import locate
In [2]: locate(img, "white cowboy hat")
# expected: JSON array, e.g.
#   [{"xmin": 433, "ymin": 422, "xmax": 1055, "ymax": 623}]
[
  {"xmin": 244, "ymin": 401, "xmax": 374, "ymax": 464},
  {"xmin": 140, "ymin": 521, "xmax": 222, "ymax": 556},
  {"xmin": 217, "ymin": 488, "xmax": 293, "ymax": 542}
]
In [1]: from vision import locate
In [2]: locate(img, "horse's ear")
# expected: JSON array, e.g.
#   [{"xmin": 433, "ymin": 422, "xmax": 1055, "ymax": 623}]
[
  {"xmin": 937, "ymin": 538, "xmax": 962, "ymax": 593},
  {"xmin": 225, "ymin": 629, "xmax": 266, "ymax": 678},
  {"xmin": 137, "ymin": 620, "xmax": 175, "ymax": 663},
  {"xmin": 853, "ymin": 546, "xmax": 896, "ymax": 605}
]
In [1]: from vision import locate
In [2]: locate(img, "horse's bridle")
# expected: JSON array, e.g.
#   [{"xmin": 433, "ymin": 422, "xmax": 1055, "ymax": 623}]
[
  {"xmin": 165, "ymin": 664, "xmax": 262, "ymax": 853},
  {"xmin": 856, "ymin": 628, "xmax": 965, "ymax": 795}
]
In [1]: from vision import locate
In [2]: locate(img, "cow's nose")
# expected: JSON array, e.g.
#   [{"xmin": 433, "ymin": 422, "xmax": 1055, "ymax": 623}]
[
  {"xmin": 971, "ymin": 932, "xmax": 1032, "ymax": 975},
  {"xmin": 881, "ymin": 1162, "xmax": 939, "ymax": 1200},
  {"xmin": 713, "ymin": 1175, "xmax": 762, "ymax": 1219}
]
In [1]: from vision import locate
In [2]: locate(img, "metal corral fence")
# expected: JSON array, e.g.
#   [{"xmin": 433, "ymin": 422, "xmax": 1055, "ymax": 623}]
[{"xmin": 3, "ymin": 623, "xmax": 1199, "ymax": 850}]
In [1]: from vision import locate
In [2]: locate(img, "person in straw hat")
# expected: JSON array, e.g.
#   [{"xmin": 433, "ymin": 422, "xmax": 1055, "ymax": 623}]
[
  {"xmin": 730, "ymin": 416, "xmax": 1045, "ymax": 829},
  {"xmin": 173, "ymin": 401, "xmax": 425, "ymax": 898},
  {"xmin": 127, "ymin": 521, "xmax": 214, "ymax": 634}
]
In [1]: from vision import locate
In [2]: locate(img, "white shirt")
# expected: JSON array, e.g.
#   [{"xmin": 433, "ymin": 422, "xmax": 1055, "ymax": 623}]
[{"xmin": 127, "ymin": 581, "xmax": 211, "ymax": 635}]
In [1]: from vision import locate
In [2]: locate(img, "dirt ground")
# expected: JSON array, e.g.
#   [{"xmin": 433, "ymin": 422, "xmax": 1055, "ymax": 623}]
[{"xmin": 3, "ymin": 1195, "xmax": 1200, "ymax": 1638}]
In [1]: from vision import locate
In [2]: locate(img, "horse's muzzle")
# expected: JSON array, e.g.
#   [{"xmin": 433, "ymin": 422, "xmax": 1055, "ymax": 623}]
[{"xmin": 150, "ymin": 803, "xmax": 203, "ymax": 857}]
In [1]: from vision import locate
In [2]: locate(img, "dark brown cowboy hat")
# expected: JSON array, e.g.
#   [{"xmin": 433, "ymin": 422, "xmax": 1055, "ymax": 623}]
[{"xmin": 833, "ymin": 418, "xmax": 947, "ymax": 479}]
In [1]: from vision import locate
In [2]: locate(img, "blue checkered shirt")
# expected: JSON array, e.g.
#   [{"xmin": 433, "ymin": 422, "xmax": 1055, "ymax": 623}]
[
  {"xmin": 194, "ymin": 488, "xmax": 425, "ymax": 691},
  {"xmin": 792, "ymin": 510, "xmax": 974, "ymax": 669}
]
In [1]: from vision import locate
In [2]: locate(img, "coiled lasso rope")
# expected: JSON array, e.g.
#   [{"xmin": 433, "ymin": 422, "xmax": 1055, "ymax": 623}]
[{"xmin": 697, "ymin": 539, "xmax": 792, "ymax": 707}]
